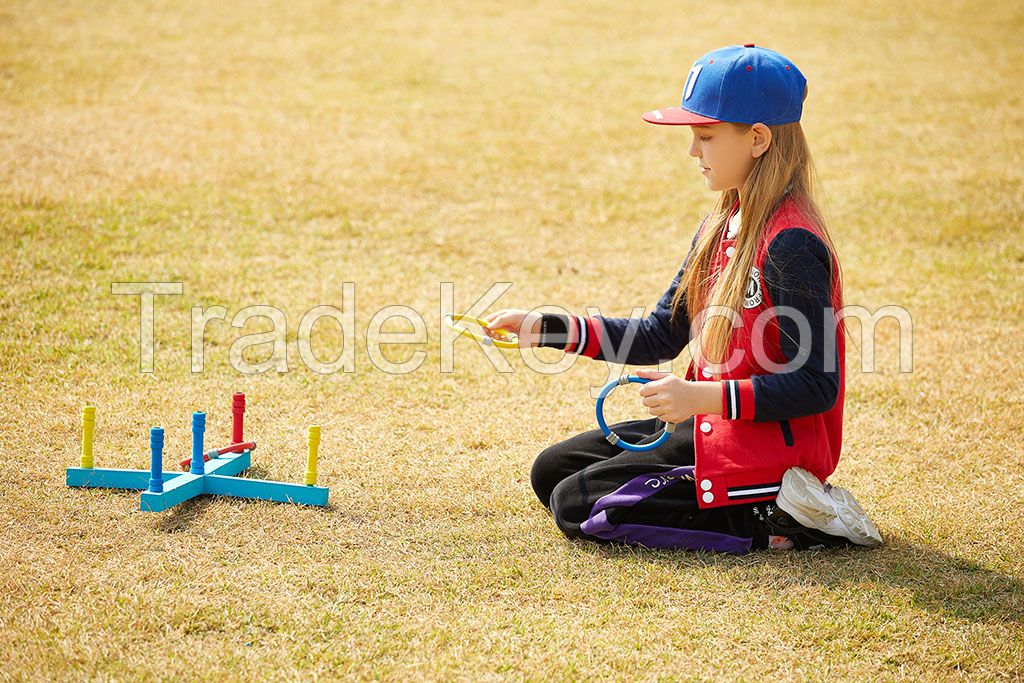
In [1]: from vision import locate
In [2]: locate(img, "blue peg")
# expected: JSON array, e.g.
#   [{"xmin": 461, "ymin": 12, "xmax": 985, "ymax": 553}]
[
  {"xmin": 148, "ymin": 427, "xmax": 165, "ymax": 493},
  {"xmin": 190, "ymin": 412, "xmax": 206, "ymax": 475}
]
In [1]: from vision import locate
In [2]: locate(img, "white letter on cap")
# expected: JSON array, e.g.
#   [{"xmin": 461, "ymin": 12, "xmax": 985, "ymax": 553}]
[{"xmin": 684, "ymin": 63, "xmax": 703, "ymax": 101}]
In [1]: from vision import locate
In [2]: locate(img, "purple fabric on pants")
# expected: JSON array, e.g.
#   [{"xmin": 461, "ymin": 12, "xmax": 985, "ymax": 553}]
[
  {"xmin": 586, "ymin": 466, "xmax": 696, "ymax": 517},
  {"xmin": 579, "ymin": 465, "xmax": 754, "ymax": 555}
]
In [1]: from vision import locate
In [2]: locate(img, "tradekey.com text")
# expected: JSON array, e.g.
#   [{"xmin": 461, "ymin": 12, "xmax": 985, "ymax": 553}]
[{"xmin": 112, "ymin": 281, "xmax": 913, "ymax": 383}]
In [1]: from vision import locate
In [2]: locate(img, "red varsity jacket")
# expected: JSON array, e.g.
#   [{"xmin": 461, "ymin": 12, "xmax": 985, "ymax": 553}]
[{"xmin": 556, "ymin": 195, "xmax": 845, "ymax": 509}]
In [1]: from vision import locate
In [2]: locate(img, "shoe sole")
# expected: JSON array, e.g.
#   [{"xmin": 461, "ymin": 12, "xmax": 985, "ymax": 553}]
[{"xmin": 776, "ymin": 467, "xmax": 883, "ymax": 547}]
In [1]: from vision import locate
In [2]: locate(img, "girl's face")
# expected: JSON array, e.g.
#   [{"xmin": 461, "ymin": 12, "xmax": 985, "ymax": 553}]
[{"xmin": 689, "ymin": 123, "xmax": 766, "ymax": 193}]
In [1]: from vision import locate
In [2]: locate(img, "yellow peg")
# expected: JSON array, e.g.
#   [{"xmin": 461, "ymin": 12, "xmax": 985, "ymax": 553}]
[
  {"xmin": 304, "ymin": 426, "xmax": 321, "ymax": 486},
  {"xmin": 81, "ymin": 405, "xmax": 96, "ymax": 469}
]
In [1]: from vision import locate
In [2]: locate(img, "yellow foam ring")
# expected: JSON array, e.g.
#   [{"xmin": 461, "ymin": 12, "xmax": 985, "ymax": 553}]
[
  {"xmin": 444, "ymin": 314, "xmax": 520, "ymax": 349},
  {"xmin": 305, "ymin": 426, "xmax": 321, "ymax": 486},
  {"xmin": 81, "ymin": 405, "xmax": 96, "ymax": 469}
]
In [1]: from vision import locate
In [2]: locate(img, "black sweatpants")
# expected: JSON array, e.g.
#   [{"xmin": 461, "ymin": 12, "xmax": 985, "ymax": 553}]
[{"xmin": 531, "ymin": 416, "xmax": 771, "ymax": 554}]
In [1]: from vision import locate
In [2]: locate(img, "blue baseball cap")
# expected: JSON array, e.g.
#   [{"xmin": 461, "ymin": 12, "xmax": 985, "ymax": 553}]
[{"xmin": 643, "ymin": 44, "xmax": 807, "ymax": 126}]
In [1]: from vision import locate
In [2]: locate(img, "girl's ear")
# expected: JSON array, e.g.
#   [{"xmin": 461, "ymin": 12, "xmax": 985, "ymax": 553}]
[{"xmin": 750, "ymin": 123, "xmax": 772, "ymax": 159}]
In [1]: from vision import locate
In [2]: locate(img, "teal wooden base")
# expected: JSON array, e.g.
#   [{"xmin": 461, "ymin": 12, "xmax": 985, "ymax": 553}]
[
  {"xmin": 66, "ymin": 467, "xmax": 185, "ymax": 489},
  {"xmin": 66, "ymin": 450, "xmax": 330, "ymax": 512},
  {"xmin": 204, "ymin": 475, "xmax": 329, "ymax": 506}
]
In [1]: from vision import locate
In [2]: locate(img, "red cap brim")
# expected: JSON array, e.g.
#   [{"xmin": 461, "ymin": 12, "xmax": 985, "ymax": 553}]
[{"xmin": 642, "ymin": 107, "xmax": 724, "ymax": 126}]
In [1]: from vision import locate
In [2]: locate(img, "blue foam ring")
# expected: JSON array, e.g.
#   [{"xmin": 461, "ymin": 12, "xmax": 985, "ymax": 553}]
[{"xmin": 595, "ymin": 375, "xmax": 677, "ymax": 452}]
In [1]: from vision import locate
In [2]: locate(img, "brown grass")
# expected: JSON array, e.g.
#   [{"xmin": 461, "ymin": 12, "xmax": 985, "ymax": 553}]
[{"xmin": 1, "ymin": 0, "xmax": 1022, "ymax": 680}]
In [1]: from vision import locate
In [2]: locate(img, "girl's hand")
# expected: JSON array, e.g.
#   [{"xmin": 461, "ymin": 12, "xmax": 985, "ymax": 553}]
[
  {"xmin": 481, "ymin": 309, "xmax": 542, "ymax": 348},
  {"xmin": 635, "ymin": 369, "xmax": 701, "ymax": 424}
]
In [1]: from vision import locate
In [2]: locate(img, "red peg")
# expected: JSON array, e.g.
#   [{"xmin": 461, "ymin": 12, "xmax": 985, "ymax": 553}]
[{"xmin": 232, "ymin": 392, "xmax": 246, "ymax": 443}]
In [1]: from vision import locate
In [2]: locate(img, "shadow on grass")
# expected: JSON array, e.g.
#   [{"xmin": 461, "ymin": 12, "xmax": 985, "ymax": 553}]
[
  {"xmin": 578, "ymin": 539, "xmax": 1023, "ymax": 624},
  {"xmin": 237, "ymin": 465, "xmax": 272, "ymax": 480},
  {"xmin": 155, "ymin": 495, "xmax": 217, "ymax": 532},
  {"xmin": 151, "ymin": 465, "xmax": 326, "ymax": 532}
]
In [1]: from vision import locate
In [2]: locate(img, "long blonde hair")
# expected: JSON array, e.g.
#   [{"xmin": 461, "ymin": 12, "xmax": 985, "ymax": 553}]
[{"xmin": 670, "ymin": 118, "xmax": 843, "ymax": 372}]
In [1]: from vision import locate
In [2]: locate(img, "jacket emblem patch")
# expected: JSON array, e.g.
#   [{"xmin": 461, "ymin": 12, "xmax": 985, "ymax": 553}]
[{"xmin": 743, "ymin": 266, "xmax": 763, "ymax": 309}]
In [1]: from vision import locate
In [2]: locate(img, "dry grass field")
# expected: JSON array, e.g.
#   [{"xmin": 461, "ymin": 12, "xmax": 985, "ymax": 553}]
[{"xmin": 1, "ymin": 0, "xmax": 1022, "ymax": 680}]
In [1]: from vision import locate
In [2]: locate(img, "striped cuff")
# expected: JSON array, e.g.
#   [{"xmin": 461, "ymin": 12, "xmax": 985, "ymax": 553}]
[
  {"xmin": 722, "ymin": 379, "xmax": 756, "ymax": 420},
  {"xmin": 570, "ymin": 316, "xmax": 602, "ymax": 358},
  {"xmin": 565, "ymin": 317, "xmax": 581, "ymax": 356},
  {"xmin": 540, "ymin": 315, "xmax": 601, "ymax": 356}
]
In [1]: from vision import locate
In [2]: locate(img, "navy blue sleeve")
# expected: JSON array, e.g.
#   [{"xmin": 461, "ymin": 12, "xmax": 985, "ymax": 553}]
[
  {"xmin": 581, "ymin": 223, "xmax": 702, "ymax": 365},
  {"xmin": 748, "ymin": 228, "xmax": 840, "ymax": 421}
]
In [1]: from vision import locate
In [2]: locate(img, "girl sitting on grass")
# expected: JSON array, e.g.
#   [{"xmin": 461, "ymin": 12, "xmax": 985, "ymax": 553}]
[{"xmin": 483, "ymin": 44, "xmax": 882, "ymax": 554}]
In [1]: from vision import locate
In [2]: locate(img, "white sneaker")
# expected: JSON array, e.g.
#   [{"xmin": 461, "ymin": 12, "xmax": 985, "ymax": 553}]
[{"xmin": 776, "ymin": 467, "xmax": 883, "ymax": 547}]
